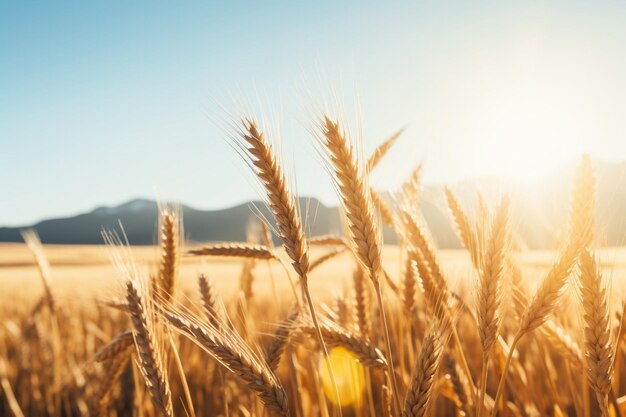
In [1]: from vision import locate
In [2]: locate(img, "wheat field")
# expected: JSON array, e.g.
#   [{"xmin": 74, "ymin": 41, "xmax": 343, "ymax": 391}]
[{"xmin": 1, "ymin": 118, "xmax": 626, "ymax": 417}]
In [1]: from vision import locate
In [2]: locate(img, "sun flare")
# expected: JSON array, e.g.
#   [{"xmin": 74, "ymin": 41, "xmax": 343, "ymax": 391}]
[
  {"xmin": 319, "ymin": 347, "xmax": 366, "ymax": 407},
  {"xmin": 461, "ymin": 75, "xmax": 591, "ymax": 182}
]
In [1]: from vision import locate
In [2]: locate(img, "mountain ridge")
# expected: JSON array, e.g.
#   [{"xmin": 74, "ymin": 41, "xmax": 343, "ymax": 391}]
[
  {"xmin": 3, "ymin": 160, "xmax": 626, "ymax": 248},
  {"xmin": 0, "ymin": 197, "xmax": 346, "ymax": 246}
]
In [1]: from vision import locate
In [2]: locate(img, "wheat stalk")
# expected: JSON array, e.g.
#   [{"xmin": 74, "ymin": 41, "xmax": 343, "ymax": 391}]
[
  {"xmin": 198, "ymin": 274, "xmax": 222, "ymax": 329},
  {"xmin": 320, "ymin": 116, "xmax": 399, "ymax": 409},
  {"xmin": 320, "ymin": 117, "xmax": 383, "ymax": 280},
  {"xmin": 410, "ymin": 249, "xmax": 444, "ymax": 311},
  {"xmin": 0, "ymin": 356, "xmax": 25, "ymax": 417},
  {"xmin": 298, "ymin": 322, "xmax": 387, "ymax": 368},
  {"xmin": 476, "ymin": 197, "xmax": 509, "ymax": 417},
  {"xmin": 237, "ymin": 118, "xmax": 345, "ymax": 414},
  {"xmin": 444, "ymin": 355, "xmax": 472, "ymax": 416},
  {"xmin": 240, "ymin": 218, "xmax": 260, "ymax": 301},
  {"xmin": 260, "ymin": 219, "xmax": 274, "ymax": 247},
  {"xmin": 94, "ymin": 331, "xmax": 134, "ymax": 363},
  {"xmin": 508, "ymin": 255, "xmax": 528, "ymax": 320},
  {"xmin": 579, "ymin": 249, "xmax": 613, "ymax": 416},
  {"xmin": 21, "ymin": 230, "xmax": 55, "ymax": 311},
  {"xmin": 444, "ymin": 187, "xmax": 481, "ymax": 269},
  {"xmin": 542, "ymin": 320, "xmax": 583, "ymax": 368},
  {"xmin": 189, "ymin": 242, "xmax": 279, "ymax": 261},
  {"xmin": 490, "ymin": 239, "xmax": 581, "ymax": 416},
  {"xmin": 403, "ymin": 257, "xmax": 417, "ymax": 314},
  {"xmin": 400, "ymin": 164, "xmax": 423, "ymax": 208},
  {"xmin": 382, "ymin": 382, "xmax": 393, "ymax": 417},
  {"xmin": 163, "ymin": 309, "xmax": 290, "ymax": 416},
  {"xmin": 239, "ymin": 258, "xmax": 256, "ymax": 301},
  {"xmin": 353, "ymin": 267, "xmax": 371, "ymax": 339},
  {"xmin": 402, "ymin": 326, "xmax": 445, "ymax": 417},
  {"xmin": 156, "ymin": 210, "xmax": 178, "ymax": 303},
  {"xmin": 477, "ymin": 196, "xmax": 509, "ymax": 353},
  {"xmin": 401, "ymin": 209, "xmax": 449, "ymax": 297},
  {"xmin": 239, "ymin": 119, "xmax": 309, "ymax": 278},
  {"xmin": 519, "ymin": 240, "xmax": 580, "ymax": 335},
  {"xmin": 408, "ymin": 245, "xmax": 476, "ymax": 404},
  {"xmin": 265, "ymin": 310, "xmax": 299, "ymax": 372},
  {"xmin": 88, "ymin": 342, "xmax": 133, "ymax": 416},
  {"xmin": 334, "ymin": 294, "xmax": 351, "ymax": 324},
  {"xmin": 366, "ymin": 128, "xmax": 403, "ymax": 172},
  {"xmin": 489, "ymin": 156, "xmax": 593, "ymax": 415},
  {"xmin": 126, "ymin": 281, "xmax": 173, "ymax": 417},
  {"xmin": 309, "ymin": 234, "xmax": 348, "ymax": 246}
]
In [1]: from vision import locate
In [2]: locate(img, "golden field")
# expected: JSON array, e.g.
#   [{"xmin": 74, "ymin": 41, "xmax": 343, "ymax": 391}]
[
  {"xmin": 2, "ymin": 240, "xmax": 626, "ymax": 417},
  {"xmin": 2, "ymin": 243, "xmax": 626, "ymax": 302}
]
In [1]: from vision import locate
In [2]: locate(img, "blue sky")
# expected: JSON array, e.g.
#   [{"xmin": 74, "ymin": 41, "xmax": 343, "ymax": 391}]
[{"xmin": 2, "ymin": 1, "xmax": 626, "ymax": 225}]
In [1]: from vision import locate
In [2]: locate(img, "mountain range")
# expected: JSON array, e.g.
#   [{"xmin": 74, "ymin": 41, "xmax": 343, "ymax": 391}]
[{"xmin": 2, "ymin": 161, "xmax": 626, "ymax": 249}]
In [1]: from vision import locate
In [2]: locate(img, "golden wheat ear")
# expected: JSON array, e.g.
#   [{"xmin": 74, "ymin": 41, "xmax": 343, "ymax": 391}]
[
  {"xmin": 319, "ymin": 116, "xmax": 382, "ymax": 282},
  {"xmin": 126, "ymin": 280, "xmax": 173, "ymax": 417},
  {"xmin": 476, "ymin": 196, "xmax": 509, "ymax": 417},
  {"xmin": 400, "ymin": 209, "xmax": 449, "ymax": 301},
  {"xmin": 21, "ymin": 230, "xmax": 55, "ymax": 311},
  {"xmin": 237, "ymin": 119, "xmax": 309, "ymax": 280},
  {"xmin": 366, "ymin": 127, "xmax": 404, "ymax": 172},
  {"xmin": 318, "ymin": 115, "xmax": 404, "ymax": 411},
  {"xmin": 297, "ymin": 316, "xmax": 387, "ymax": 369},
  {"xmin": 232, "ymin": 117, "xmax": 351, "ymax": 414},
  {"xmin": 198, "ymin": 273, "xmax": 223, "ymax": 329},
  {"xmin": 162, "ymin": 308, "xmax": 290, "ymax": 416},
  {"xmin": 489, "ymin": 158, "xmax": 594, "ymax": 417},
  {"xmin": 477, "ymin": 196, "xmax": 509, "ymax": 354},
  {"xmin": 156, "ymin": 208, "xmax": 179, "ymax": 303},
  {"xmin": 542, "ymin": 320, "xmax": 583, "ymax": 368},
  {"xmin": 188, "ymin": 242, "xmax": 279, "ymax": 261},
  {"xmin": 578, "ymin": 249, "xmax": 613, "ymax": 416},
  {"xmin": 402, "ymin": 318, "xmax": 448, "ymax": 417},
  {"xmin": 400, "ymin": 163, "xmax": 424, "ymax": 208},
  {"xmin": 88, "ymin": 332, "xmax": 134, "ymax": 416},
  {"xmin": 519, "ymin": 239, "xmax": 580, "ymax": 335},
  {"xmin": 444, "ymin": 354, "xmax": 473, "ymax": 416},
  {"xmin": 402, "ymin": 256, "xmax": 417, "ymax": 314},
  {"xmin": 444, "ymin": 186, "xmax": 481, "ymax": 269},
  {"xmin": 93, "ymin": 331, "xmax": 134, "ymax": 363},
  {"xmin": 265, "ymin": 309, "xmax": 299, "ymax": 372},
  {"xmin": 352, "ymin": 266, "xmax": 371, "ymax": 338}
]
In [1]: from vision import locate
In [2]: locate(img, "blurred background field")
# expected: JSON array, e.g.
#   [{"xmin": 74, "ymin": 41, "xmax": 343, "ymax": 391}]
[{"xmin": 3, "ymin": 243, "xmax": 625, "ymax": 303}]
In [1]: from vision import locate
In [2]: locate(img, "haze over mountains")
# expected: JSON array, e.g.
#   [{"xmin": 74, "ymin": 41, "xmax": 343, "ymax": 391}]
[{"xmin": 2, "ymin": 161, "xmax": 626, "ymax": 249}]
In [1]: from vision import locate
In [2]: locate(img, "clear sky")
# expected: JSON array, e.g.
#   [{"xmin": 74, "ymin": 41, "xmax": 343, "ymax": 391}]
[{"xmin": 2, "ymin": 1, "xmax": 626, "ymax": 225}]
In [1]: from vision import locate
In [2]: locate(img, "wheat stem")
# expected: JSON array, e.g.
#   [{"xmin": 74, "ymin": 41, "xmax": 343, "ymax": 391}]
[{"xmin": 490, "ymin": 332, "xmax": 522, "ymax": 417}]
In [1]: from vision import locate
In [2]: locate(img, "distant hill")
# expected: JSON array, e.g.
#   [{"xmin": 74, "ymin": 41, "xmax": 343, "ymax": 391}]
[
  {"xmin": 0, "ymin": 198, "xmax": 342, "ymax": 245},
  {"xmin": 2, "ymin": 161, "xmax": 626, "ymax": 248},
  {"xmin": 0, "ymin": 195, "xmax": 455, "ymax": 247}
]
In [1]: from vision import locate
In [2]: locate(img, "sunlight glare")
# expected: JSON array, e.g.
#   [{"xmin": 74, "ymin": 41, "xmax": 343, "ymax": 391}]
[
  {"xmin": 463, "ymin": 76, "xmax": 589, "ymax": 183},
  {"xmin": 319, "ymin": 347, "xmax": 365, "ymax": 407}
]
